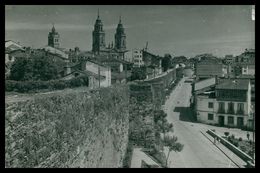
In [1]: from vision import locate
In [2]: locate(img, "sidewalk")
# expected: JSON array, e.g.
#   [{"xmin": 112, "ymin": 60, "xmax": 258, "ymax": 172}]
[{"xmin": 201, "ymin": 131, "xmax": 247, "ymax": 168}]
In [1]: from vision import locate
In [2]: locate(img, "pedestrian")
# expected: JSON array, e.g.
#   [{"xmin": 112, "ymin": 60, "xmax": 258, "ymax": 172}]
[{"xmin": 247, "ymin": 132, "xmax": 250, "ymax": 141}]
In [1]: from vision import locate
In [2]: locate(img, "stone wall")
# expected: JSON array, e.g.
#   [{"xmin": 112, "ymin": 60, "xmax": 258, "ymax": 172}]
[{"xmin": 5, "ymin": 85, "xmax": 129, "ymax": 168}]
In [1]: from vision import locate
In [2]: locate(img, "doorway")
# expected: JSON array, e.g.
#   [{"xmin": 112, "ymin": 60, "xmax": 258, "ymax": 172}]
[
  {"xmin": 218, "ymin": 116, "xmax": 225, "ymax": 126},
  {"xmin": 237, "ymin": 117, "xmax": 244, "ymax": 128}
]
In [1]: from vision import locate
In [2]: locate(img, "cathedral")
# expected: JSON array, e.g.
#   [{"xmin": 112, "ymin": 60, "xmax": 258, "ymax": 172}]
[{"xmin": 92, "ymin": 10, "xmax": 128, "ymax": 60}]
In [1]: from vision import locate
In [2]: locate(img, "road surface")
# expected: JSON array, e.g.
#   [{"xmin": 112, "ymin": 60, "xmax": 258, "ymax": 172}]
[{"xmin": 163, "ymin": 77, "xmax": 247, "ymax": 168}]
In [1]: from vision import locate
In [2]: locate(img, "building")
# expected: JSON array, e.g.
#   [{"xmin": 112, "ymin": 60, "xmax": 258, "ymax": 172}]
[
  {"xmin": 61, "ymin": 66, "xmax": 105, "ymax": 89},
  {"xmin": 92, "ymin": 11, "xmax": 106, "ymax": 54},
  {"xmin": 227, "ymin": 62, "xmax": 255, "ymax": 78},
  {"xmin": 240, "ymin": 63, "xmax": 255, "ymax": 76},
  {"xmin": 195, "ymin": 79, "xmax": 252, "ymax": 129},
  {"xmin": 124, "ymin": 51, "xmax": 133, "ymax": 63},
  {"xmin": 81, "ymin": 60, "xmax": 111, "ymax": 88},
  {"xmin": 42, "ymin": 46, "xmax": 69, "ymax": 60},
  {"xmin": 5, "ymin": 40, "xmax": 25, "ymax": 63},
  {"xmin": 48, "ymin": 24, "xmax": 60, "ymax": 48},
  {"xmin": 114, "ymin": 16, "xmax": 127, "ymax": 52},
  {"xmin": 224, "ymin": 55, "xmax": 235, "ymax": 64},
  {"xmin": 5, "ymin": 40, "xmax": 24, "ymax": 51},
  {"xmin": 92, "ymin": 11, "xmax": 128, "ymax": 60},
  {"xmin": 195, "ymin": 58, "xmax": 224, "ymax": 80},
  {"xmin": 142, "ymin": 50, "xmax": 163, "ymax": 76},
  {"xmin": 132, "ymin": 49, "xmax": 144, "ymax": 67}
]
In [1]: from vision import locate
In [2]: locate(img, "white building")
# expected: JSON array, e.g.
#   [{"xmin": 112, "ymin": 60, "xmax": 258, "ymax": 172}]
[
  {"xmin": 42, "ymin": 46, "xmax": 69, "ymax": 59},
  {"xmin": 132, "ymin": 49, "xmax": 144, "ymax": 67},
  {"xmin": 224, "ymin": 55, "xmax": 235, "ymax": 64},
  {"xmin": 5, "ymin": 40, "xmax": 25, "ymax": 64},
  {"xmin": 241, "ymin": 64, "xmax": 255, "ymax": 76},
  {"xmin": 195, "ymin": 79, "xmax": 252, "ymax": 129},
  {"xmin": 124, "ymin": 51, "xmax": 133, "ymax": 63},
  {"xmin": 81, "ymin": 60, "xmax": 111, "ymax": 88},
  {"xmin": 5, "ymin": 40, "xmax": 24, "ymax": 51}
]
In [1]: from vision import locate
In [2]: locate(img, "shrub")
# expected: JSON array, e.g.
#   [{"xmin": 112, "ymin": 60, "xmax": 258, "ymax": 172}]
[
  {"xmin": 238, "ymin": 137, "xmax": 243, "ymax": 141},
  {"xmin": 5, "ymin": 76, "xmax": 89, "ymax": 93},
  {"xmin": 231, "ymin": 134, "xmax": 235, "ymax": 139},
  {"xmin": 240, "ymin": 146, "xmax": 247, "ymax": 152},
  {"xmin": 224, "ymin": 132, "xmax": 230, "ymax": 138},
  {"xmin": 233, "ymin": 141, "xmax": 239, "ymax": 147},
  {"xmin": 50, "ymin": 80, "xmax": 67, "ymax": 90}
]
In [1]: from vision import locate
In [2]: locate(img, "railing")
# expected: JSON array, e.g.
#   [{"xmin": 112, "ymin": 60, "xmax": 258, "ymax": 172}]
[
  {"xmin": 227, "ymin": 109, "xmax": 235, "ymax": 114},
  {"xmin": 217, "ymin": 109, "xmax": 225, "ymax": 114},
  {"xmin": 236, "ymin": 110, "xmax": 245, "ymax": 115},
  {"xmin": 207, "ymin": 129, "xmax": 255, "ymax": 166}
]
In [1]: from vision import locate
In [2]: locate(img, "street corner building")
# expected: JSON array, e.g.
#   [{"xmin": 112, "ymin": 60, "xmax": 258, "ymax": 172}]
[{"xmin": 193, "ymin": 78, "xmax": 253, "ymax": 130}]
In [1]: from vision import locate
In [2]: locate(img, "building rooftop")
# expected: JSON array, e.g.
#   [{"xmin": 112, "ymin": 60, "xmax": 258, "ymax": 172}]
[
  {"xmin": 63, "ymin": 69, "xmax": 105, "ymax": 79},
  {"xmin": 194, "ymin": 77, "xmax": 216, "ymax": 91},
  {"xmin": 237, "ymin": 74, "xmax": 255, "ymax": 79},
  {"xmin": 216, "ymin": 79, "xmax": 249, "ymax": 90},
  {"xmin": 98, "ymin": 56, "xmax": 132, "ymax": 64}
]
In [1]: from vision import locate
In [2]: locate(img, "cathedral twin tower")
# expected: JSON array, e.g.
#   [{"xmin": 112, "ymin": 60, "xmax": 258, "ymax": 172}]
[{"xmin": 92, "ymin": 10, "xmax": 127, "ymax": 55}]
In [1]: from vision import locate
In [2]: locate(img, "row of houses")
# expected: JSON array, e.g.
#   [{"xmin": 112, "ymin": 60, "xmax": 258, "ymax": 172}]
[{"xmin": 195, "ymin": 49, "xmax": 255, "ymax": 80}]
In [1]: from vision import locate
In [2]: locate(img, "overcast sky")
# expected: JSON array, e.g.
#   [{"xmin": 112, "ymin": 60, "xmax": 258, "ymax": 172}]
[{"xmin": 5, "ymin": 5, "xmax": 255, "ymax": 57}]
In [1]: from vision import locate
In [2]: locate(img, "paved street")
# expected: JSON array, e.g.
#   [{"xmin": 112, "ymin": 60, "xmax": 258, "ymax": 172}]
[{"xmin": 163, "ymin": 77, "xmax": 248, "ymax": 168}]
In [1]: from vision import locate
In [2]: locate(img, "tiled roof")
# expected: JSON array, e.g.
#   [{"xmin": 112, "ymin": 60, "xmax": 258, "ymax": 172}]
[
  {"xmin": 111, "ymin": 71, "xmax": 131, "ymax": 79},
  {"xmin": 194, "ymin": 77, "xmax": 216, "ymax": 91},
  {"xmin": 98, "ymin": 57, "xmax": 131, "ymax": 64},
  {"xmin": 216, "ymin": 79, "xmax": 249, "ymax": 90},
  {"xmin": 63, "ymin": 69, "xmax": 105, "ymax": 79},
  {"xmin": 237, "ymin": 74, "xmax": 255, "ymax": 79}
]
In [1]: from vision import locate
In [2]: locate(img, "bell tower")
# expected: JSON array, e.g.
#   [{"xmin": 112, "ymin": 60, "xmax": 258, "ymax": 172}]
[
  {"xmin": 48, "ymin": 24, "xmax": 60, "ymax": 48},
  {"xmin": 115, "ymin": 16, "xmax": 126, "ymax": 51},
  {"xmin": 92, "ymin": 9, "xmax": 106, "ymax": 54}
]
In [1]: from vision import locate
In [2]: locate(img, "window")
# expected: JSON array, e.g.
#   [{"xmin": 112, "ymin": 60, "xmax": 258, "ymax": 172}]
[
  {"xmin": 208, "ymin": 102, "xmax": 214, "ymax": 108},
  {"xmin": 237, "ymin": 103, "xmax": 244, "ymax": 114},
  {"xmin": 228, "ymin": 102, "xmax": 234, "ymax": 114},
  {"xmin": 208, "ymin": 113, "xmax": 214, "ymax": 120},
  {"xmin": 218, "ymin": 102, "xmax": 225, "ymax": 113},
  {"xmin": 228, "ymin": 116, "xmax": 234, "ymax": 125}
]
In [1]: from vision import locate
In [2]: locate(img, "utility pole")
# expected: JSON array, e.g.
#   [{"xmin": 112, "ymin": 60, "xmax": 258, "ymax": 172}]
[
  {"xmin": 98, "ymin": 66, "xmax": 100, "ymax": 88},
  {"xmin": 125, "ymin": 63, "xmax": 127, "ymax": 83}
]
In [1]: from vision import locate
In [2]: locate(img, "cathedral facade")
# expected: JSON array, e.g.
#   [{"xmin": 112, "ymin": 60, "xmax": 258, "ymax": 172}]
[{"xmin": 92, "ymin": 11, "xmax": 128, "ymax": 60}]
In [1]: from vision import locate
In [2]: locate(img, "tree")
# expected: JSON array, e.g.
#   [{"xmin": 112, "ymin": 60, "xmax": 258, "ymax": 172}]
[
  {"xmin": 164, "ymin": 135, "xmax": 184, "ymax": 167},
  {"xmin": 31, "ymin": 55, "xmax": 59, "ymax": 81},
  {"xmin": 162, "ymin": 54, "xmax": 172, "ymax": 72},
  {"xmin": 9, "ymin": 55, "xmax": 60, "ymax": 81},
  {"xmin": 131, "ymin": 66, "xmax": 147, "ymax": 81},
  {"xmin": 9, "ymin": 56, "xmax": 32, "ymax": 81}
]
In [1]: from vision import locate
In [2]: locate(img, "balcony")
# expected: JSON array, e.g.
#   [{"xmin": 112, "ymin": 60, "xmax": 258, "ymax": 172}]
[
  {"xmin": 236, "ymin": 110, "xmax": 245, "ymax": 115},
  {"xmin": 227, "ymin": 109, "xmax": 235, "ymax": 115},
  {"xmin": 217, "ymin": 109, "xmax": 226, "ymax": 114}
]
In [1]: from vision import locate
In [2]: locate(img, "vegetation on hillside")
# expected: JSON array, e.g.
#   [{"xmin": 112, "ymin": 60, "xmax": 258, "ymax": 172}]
[{"xmin": 10, "ymin": 55, "xmax": 60, "ymax": 81}]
